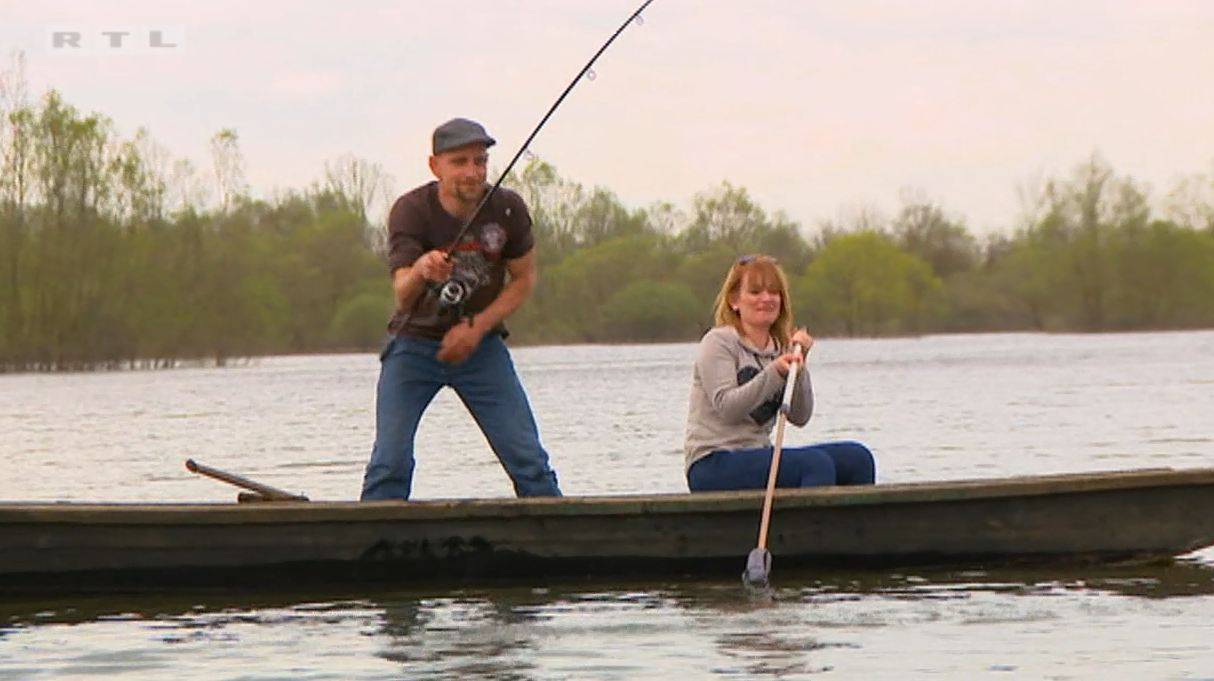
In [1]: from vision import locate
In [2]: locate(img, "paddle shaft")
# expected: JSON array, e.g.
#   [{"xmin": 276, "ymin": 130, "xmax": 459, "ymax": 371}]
[
  {"xmin": 755, "ymin": 345, "xmax": 803, "ymax": 551},
  {"xmin": 185, "ymin": 459, "xmax": 308, "ymax": 501}
]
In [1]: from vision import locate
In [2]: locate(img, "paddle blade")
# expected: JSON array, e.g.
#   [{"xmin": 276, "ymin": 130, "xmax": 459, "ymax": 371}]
[{"xmin": 742, "ymin": 548, "xmax": 772, "ymax": 588}]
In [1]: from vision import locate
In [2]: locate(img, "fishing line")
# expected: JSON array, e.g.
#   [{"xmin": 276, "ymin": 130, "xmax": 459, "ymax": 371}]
[
  {"xmin": 442, "ymin": 0, "xmax": 655, "ymax": 254},
  {"xmin": 408, "ymin": 0, "xmax": 655, "ymax": 323}
]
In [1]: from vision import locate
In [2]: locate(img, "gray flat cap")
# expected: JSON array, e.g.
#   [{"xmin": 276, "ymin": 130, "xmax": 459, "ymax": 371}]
[{"xmin": 432, "ymin": 118, "xmax": 496, "ymax": 154}]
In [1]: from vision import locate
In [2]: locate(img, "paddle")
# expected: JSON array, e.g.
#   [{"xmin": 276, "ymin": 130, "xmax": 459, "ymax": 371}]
[
  {"xmin": 743, "ymin": 343, "xmax": 803, "ymax": 589},
  {"xmin": 185, "ymin": 459, "xmax": 309, "ymax": 502}
]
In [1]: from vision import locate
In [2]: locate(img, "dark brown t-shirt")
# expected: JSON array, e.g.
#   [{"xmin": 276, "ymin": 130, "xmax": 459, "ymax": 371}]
[{"xmin": 386, "ymin": 181, "xmax": 534, "ymax": 339}]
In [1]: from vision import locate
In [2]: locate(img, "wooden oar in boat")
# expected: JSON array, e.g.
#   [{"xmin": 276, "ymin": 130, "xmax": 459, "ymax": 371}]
[{"xmin": 185, "ymin": 459, "xmax": 308, "ymax": 502}]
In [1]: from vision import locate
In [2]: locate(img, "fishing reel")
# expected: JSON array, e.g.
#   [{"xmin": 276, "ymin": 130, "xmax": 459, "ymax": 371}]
[
  {"xmin": 432, "ymin": 271, "xmax": 478, "ymax": 317},
  {"xmin": 437, "ymin": 275, "xmax": 472, "ymax": 310}
]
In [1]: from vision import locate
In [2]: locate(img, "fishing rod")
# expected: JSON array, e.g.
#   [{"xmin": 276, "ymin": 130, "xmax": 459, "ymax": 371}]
[{"xmin": 442, "ymin": 0, "xmax": 655, "ymax": 255}]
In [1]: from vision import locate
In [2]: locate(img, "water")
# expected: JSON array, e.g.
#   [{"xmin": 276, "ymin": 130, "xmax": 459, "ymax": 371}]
[{"xmin": 3, "ymin": 331, "xmax": 1214, "ymax": 678}]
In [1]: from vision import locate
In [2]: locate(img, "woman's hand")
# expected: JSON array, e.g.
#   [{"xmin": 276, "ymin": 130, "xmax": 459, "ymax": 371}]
[
  {"xmin": 772, "ymin": 352, "xmax": 801, "ymax": 376},
  {"xmin": 773, "ymin": 329, "xmax": 814, "ymax": 376},
  {"xmin": 791, "ymin": 328, "xmax": 814, "ymax": 357}
]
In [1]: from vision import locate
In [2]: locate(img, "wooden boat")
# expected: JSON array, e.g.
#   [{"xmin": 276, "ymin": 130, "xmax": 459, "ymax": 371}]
[{"xmin": 3, "ymin": 467, "xmax": 1213, "ymax": 591}]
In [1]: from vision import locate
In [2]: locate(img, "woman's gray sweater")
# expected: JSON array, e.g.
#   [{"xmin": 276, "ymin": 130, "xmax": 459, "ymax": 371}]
[{"xmin": 683, "ymin": 325, "xmax": 814, "ymax": 473}]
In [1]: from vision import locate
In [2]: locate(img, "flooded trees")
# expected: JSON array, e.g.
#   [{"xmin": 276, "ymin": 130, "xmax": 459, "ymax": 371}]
[{"xmin": 3, "ymin": 78, "xmax": 1214, "ymax": 370}]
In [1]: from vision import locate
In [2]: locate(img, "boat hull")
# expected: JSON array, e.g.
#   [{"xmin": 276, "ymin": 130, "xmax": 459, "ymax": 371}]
[{"xmin": 3, "ymin": 468, "xmax": 1213, "ymax": 590}]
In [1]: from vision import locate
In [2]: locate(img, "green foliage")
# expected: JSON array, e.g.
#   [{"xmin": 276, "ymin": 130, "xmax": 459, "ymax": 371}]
[
  {"xmin": 978, "ymin": 156, "xmax": 1214, "ymax": 332},
  {"xmin": 674, "ymin": 243, "xmax": 739, "ymax": 320},
  {"xmin": 0, "ymin": 87, "xmax": 393, "ymax": 370},
  {"xmin": 600, "ymin": 280, "xmax": 700, "ymax": 342},
  {"xmin": 328, "ymin": 289, "xmax": 393, "ymax": 350},
  {"xmin": 3, "ymin": 83, "xmax": 1214, "ymax": 372},
  {"xmin": 891, "ymin": 197, "xmax": 979, "ymax": 278},
  {"xmin": 678, "ymin": 182, "xmax": 811, "ymax": 272},
  {"xmin": 795, "ymin": 232, "xmax": 943, "ymax": 335},
  {"xmin": 1108, "ymin": 220, "xmax": 1214, "ymax": 328},
  {"xmin": 986, "ymin": 233, "xmax": 1062, "ymax": 330},
  {"xmin": 525, "ymin": 233, "xmax": 677, "ymax": 342}
]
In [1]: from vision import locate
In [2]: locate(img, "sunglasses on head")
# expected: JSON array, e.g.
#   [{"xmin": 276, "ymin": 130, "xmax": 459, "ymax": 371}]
[{"xmin": 736, "ymin": 254, "xmax": 777, "ymax": 265}]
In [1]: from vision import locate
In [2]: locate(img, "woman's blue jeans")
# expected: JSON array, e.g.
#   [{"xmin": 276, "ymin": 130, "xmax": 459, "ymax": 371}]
[
  {"xmin": 687, "ymin": 441, "xmax": 875, "ymax": 492},
  {"xmin": 360, "ymin": 333, "xmax": 561, "ymax": 500}
]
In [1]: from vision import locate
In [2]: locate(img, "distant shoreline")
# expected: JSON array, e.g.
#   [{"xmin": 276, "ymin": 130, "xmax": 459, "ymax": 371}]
[{"xmin": 5, "ymin": 326, "xmax": 1213, "ymax": 376}]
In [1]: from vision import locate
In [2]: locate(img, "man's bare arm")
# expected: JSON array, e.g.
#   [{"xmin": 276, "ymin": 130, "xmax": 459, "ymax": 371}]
[
  {"xmin": 468, "ymin": 248, "xmax": 537, "ymax": 335},
  {"xmin": 393, "ymin": 250, "xmax": 453, "ymax": 312}
]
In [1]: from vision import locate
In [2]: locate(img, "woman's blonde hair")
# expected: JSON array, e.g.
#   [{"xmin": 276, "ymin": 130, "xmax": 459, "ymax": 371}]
[{"xmin": 712, "ymin": 255, "xmax": 794, "ymax": 349}]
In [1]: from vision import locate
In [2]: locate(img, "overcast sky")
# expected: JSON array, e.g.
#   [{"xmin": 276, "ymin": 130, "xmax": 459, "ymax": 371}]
[{"xmin": 3, "ymin": 1, "xmax": 1213, "ymax": 235}]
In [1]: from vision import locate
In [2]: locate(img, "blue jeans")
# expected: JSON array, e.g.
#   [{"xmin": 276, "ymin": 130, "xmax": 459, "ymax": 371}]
[
  {"xmin": 687, "ymin": 441, "xmax": 875, "ymax": 492},
  {"xmin": 360, "ymin": 333, "xmax": 561, "ymax": 500}
]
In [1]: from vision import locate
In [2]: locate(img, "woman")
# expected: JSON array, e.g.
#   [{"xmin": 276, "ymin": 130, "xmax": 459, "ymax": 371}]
[{"xmin": 683, "ymin": 254, "xmax": 875, "ymax": 492}]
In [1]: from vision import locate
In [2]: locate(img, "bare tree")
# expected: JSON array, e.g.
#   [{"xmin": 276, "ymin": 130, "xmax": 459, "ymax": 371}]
[
  {"xmin": 169, "ymin": 158, "xmax": 208, "ymax": 214},
  {"xmin": 321, "ymin": 153, "xmax": 393, "ymax": 250},
  {"xmin": 111, "ymin": 127, "xmax": 171, "ymax": 225},
  {"xmin": 1013, "ymin": 170, "xmax": 1051, "ymax": 234},
  {"xmin": 0, "ymin": 51, "xmax": 31, "ymax": 363},
  {"xmin": 511, "ymin": 157, "xmax": 587, "ymax": 258},
  {"xmin": 645, "ymin": 200, "xmax": 687, "ymax": 235},
  {"xmin": 209, "ymin": 128, "xmax": 246, "ymax": 214},
  {"xmin": 0, "ymin": 51, "xmax": 31, "ymax": 210},
  {"xmin": 891, "ymin": 187, "xmax": 979, "ymax": 277},
  {"xmin": 322, "ymin": 153, "xmax": 393, "ymax": 223},
  {"xmin": 834, "ymin": 201, "xmax": 888, "ymax": 233},
  {"xmin": 1164, "ymin": 167, "xmax": 1214, "ymax": 232}
]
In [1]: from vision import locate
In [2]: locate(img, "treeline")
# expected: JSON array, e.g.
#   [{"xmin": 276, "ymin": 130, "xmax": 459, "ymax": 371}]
[
  {"xmin": 509, "ymin": 157, "xmax": 1214, "ymax": 342},
  {"xmin": 0, "ymin": 77, "xmax": 395, "ymax": 371},
  {"xmin": 3, "ymin": 79, "xmax": 1214, "ymax": 371}
]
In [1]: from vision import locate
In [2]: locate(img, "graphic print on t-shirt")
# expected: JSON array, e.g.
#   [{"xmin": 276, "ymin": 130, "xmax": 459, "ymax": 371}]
[
  {"xmin": 737, "ymin": 364, "xmax": 781, "ymax": 425},
  {"xmin": 447, "ymin": 221, "xmax": 508, "ymax": 304}
]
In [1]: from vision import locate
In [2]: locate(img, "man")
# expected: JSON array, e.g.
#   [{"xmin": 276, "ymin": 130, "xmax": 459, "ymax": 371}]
[{"xmin": 360, "ymin": 117, "xmax": 561, "ymax": 501}]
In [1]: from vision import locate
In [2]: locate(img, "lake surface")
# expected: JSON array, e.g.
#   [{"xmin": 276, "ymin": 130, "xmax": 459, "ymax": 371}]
[{"xmin": 3, "ymin": 331, "xmax": 1214, "ymax": 679}]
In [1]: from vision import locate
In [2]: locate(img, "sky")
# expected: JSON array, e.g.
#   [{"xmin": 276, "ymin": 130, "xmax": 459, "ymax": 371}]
[{"xmin": 2, "ymin": 0, "xmax": 1213, "ymax": 236}]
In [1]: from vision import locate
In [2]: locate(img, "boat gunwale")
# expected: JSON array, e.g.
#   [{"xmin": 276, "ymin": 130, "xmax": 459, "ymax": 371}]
[{"xmin": 1, "ymin": 467, "xmax": 1211, "ymax": 525}]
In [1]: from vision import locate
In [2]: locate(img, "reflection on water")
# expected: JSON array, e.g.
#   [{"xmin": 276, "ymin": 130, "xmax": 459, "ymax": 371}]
[
  {"xmin": 3, "ymin": 556, "xmax": 1214, "ymax": 679},
  {"xmin": 6, "ymin": 557, "xmax": 1214, "ymax": 630},
  {"xmin": 2, "ymin": 331, "xmax": 1214, "ymax": 677}
]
